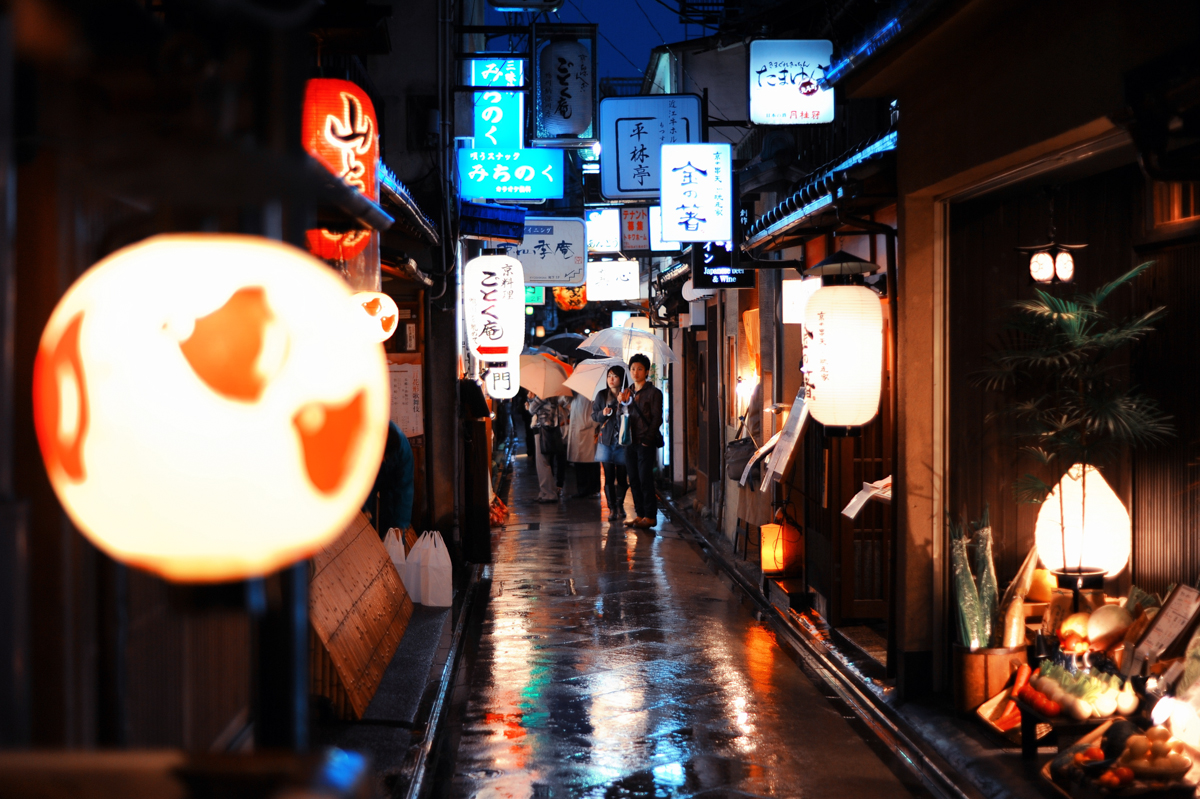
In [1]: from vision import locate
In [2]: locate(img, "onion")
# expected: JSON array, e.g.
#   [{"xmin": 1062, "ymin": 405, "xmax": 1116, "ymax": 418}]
[{"xmin": 1088, "ymin": 604, "xmax": 1134, "ymax": 650}]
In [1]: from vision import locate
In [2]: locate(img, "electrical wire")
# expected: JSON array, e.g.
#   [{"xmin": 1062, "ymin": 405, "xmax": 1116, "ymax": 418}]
[{"xmin": 563, "ymin": 0, "xmax": 648, "ymax": 75}]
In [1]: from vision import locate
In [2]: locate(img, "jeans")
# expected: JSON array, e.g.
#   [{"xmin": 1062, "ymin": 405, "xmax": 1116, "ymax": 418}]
[{"xmin": 625, "ymin": 444, "xmax": 657, "ymax": 520}]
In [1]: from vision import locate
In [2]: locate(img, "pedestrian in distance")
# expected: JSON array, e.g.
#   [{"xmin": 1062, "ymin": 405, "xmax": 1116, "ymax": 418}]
[
  {"xmin": 592, "ymin": 365, "xmax": 630, "ymax": 520},
  {"xmin": 619, "ymin": 353, "xmax": 663, "ymax": 530},
  {"xmin": 566, "ymin": 388, "xmax": 601, "ymax": 498},
  {"xmin": 526, "ymin": 391, "xmax": 568, "ymax": 503}
]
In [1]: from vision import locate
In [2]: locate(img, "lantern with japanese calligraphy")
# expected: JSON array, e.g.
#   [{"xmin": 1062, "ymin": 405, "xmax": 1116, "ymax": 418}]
[
  {"xmin": 553, "ymin": 285, "xmax": 587, "ymax": 311},
  {"xmin": 353, "ymin": 291, "xmax": 399, "ymax": 342},
  {"xmin": 32, "ymin": 234, "xmax": 390, "ymax": 582},
  {"xmin": 464, "ymin": 254, "xmax": 526, "ymax": 362},
  {"xmin": 801, "ymin": 252, "xmax": 884, "ymax": 434},
  {"xmin": 485, "ymin": 361, "xmax": 520, "ymax": 400},
  {"xmin": 537, "ymin": 38, "xmax": 592, "ymax": 137}
]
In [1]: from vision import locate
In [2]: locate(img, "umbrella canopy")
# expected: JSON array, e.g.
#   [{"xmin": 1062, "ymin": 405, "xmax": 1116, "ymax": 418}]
[
  {"xmin": 562, "ymin": 357, "xmax": 629, "ymax": 399},
  {"xmin": 541, "ymin": 332, "xmax": 586, "ymax": 357},
  {"xmin": 578, "ymin": 326, "xmax": 679, "ymax": 365},
  {"xmin": 519, "ymin": 353, "xmax": 573, "ymax": 397}
]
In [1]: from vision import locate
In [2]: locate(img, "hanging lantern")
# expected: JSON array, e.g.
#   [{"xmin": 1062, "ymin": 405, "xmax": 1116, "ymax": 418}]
[
  {"xmin": 553, "ymin": 285, "xmax": 587, "ymax": 311},
  {"xmin": 1035, "ymin": 463, "xmax": 1131, "ymax": 578},
  {"xmin": 1054, "ymin": 251, "xmax": 1075, "ymax": 283},
  {"xmin": 537, "ymin": 38, "xmax": 592, "ymax": 137},
  {"xmin": 485, "ymin": 361, "xmax": 520, "ymax": 399},
  {"xmin": 761, "ymin": 510, "xmax": 803, "ymax": 574},
  {"xmin": 1017, "ymin": 191, "xmax": 1084, "ymax": 285},
  {"xmin": 353, "ymin": 291, "xmax": 399, "ymax": 342},
  {"xmin": 535, "ymin": 325, "xmax": 546, "ymax": 338},
  {"xmin": 781, "ymin": 277, "xmax": 822, "ymax": 325},
  {"xmin": 32, "ymin": 234, "xmax": 390, "ymax": 582},
  {"xmin": 1029, "ymin": 251, "xmax": 1055, "ymax": 283},
  {"xmin": 464, "ymin": 254, "xmax": 525, "ymax": 362}
]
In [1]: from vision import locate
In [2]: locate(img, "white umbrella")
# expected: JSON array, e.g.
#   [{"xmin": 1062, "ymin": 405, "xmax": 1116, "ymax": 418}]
[
  {"xmin": 519, "ymin": 353, "xmax": 573, "ymax": 397},
  {"xmin": 562, "ymin": 357, "xmax": 629, "ymax": 399},
  {"xmin": 578, "ymin": 326, "xmax": 679, "ymax": 365}
]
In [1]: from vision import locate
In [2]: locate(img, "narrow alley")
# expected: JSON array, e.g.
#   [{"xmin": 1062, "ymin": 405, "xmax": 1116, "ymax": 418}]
[{"xmin": 437, "ymin": 451, "xmax": 931, "ymax": 799}]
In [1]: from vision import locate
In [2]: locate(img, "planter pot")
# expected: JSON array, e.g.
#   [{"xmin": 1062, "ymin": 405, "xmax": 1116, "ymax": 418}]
[{"xmin": 952, "ymin": 643, "xmax": 1027, "ymax": 714}]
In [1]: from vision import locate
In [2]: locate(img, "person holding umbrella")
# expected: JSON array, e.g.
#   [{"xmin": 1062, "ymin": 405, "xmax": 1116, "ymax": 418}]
[
  {"xmin": 591, "ymin": 364, "xmax": 630, "ymax": 519},
  {"xmin": 620, "ymin": 353, "xmax": 663, "ymax": 530}
]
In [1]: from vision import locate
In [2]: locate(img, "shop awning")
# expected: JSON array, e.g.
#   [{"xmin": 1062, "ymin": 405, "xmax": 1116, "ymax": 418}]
[
  {"xmin": 742, "ymin": 130, "xmax": 897, "ymax": 253},
  {"xmin": 379, "ymin": 163, "xmax": 441, "ymax": 246}
]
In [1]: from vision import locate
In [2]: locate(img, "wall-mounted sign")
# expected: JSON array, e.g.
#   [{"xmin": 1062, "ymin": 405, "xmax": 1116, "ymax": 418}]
[
  {"xmin": 692, "ymin": 241, "xmax": 753, "ymax": 289},
  {"xmin": 458, "ymin": 148, "xmax": 564, "ymax": 200},
  {"xmin": 586, "ymin": 208, "xmax": 620, "ymax": 252},
  {"xmin": 503, "ymin": 218, "xmax": 586, "ymax": 287},
  {"xmin": 469, "ymin": 58, "xmax": 525, "ymax": 88},
  {"xmin": 525, "ymin": 285, "xmax": 546, "ymax": 304},
  {"xmin": 532, "ymin": 23, "xmax": 598, "ymax": 146},
  {"xmin": 620, "ymin": 207, "xmax": 650, "ymax": 250},
  {"xmin": 748, "ymin": 39, "xmax": 835, "ymax": 126},
  {"xmin": 586, "ymin": 260, "xmax": 640, "ymax": 301},
  {"xmin": 474, "ymin": 90, "xmax": 524, "ymax": 149},
  {"xmin": 661, "ymin": 143, "xmax": 732, "ymax": 243},
  {"xmin": 485, "ymin": 361, "xmax": 520, "ymax": 400},
  {"xmin": 648, "ymin": 206, "xmax": 681, "ymax": 252},
  {"xmin": 303, "ymin": 78, "xmax": 379, "ymax": 261},
  {"xmin": 599, "ymin": 95, "xmax": 702, "ymax": 199},
  {"xmin": 463, "ymin": 254, "xmax": 526, "ymax": 362}
]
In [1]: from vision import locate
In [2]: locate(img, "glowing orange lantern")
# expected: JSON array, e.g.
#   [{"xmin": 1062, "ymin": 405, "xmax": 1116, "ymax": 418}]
[
  {"xmin": 33, "ymin": 234, "xmax": 390, "ymax": 582},
  {"xmin": 760, "ymin": 510, "xmax": 803, "ymax": 574},
  {"xmin": 353, "ymin": 291, "xmax": 399, "ymax": 342},
  {"xmin": 303, "ymin": 78, "xmax": 379, "ymax": 261},
  {"xmin": 553, "ymin": 285, "xmax": 587, "ymax": 311}
]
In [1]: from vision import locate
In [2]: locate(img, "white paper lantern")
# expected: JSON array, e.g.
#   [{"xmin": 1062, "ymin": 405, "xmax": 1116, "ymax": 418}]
[
  {"xmin": 539, "ymin": 39, "xmax": 592, "ymax": 136},
  {"xmin": 1029, "ymin": 251, "xmax": 1055, "ymax": 283},
  {"xmin": 1035, "ymin": 463, "xmax": 1130, "ymax": 578},
  {"xmin": 485, "ymin": 361, "xmax": 520, "ymax": 399},
  {"xmin": 32, "ymin": 234, "xmax": 390, "ymax": 582},
  {"xmin": 802, "ymin": 285, "xmax": 883, "ymax": 428},
  {"xmin": 781, "ymin": 277, "xmax": 822, "ymax": 325},
  {"xmin": 353, "ymin": 291, "xmax": 399, "ymax": 342},
  {"xmin": 464, "ymin": 254, "xmax": 525, "ymax": 362},
  {"xmin": 1054, "ymin": 251, "xmax": 1075, "ymax": 283}
]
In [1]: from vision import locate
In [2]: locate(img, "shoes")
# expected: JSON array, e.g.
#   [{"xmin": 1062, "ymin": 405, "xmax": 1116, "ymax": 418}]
[
  {"xmin": 634, "ymin": 517, "xmax": 655, "ymax": 529},
  {"xmin": 612, "ymin": 507, "xmax": 626, "ymax": 519},
  {"xmin": 623, "ymin": 517, "xmax": 638, "ymax": 527},
  {"xmin": 536, "ymin": 497, "xmax": 557, "ymax": 504}
]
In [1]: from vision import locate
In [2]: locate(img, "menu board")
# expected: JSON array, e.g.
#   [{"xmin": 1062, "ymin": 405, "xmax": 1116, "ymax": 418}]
[
  {"xmin": 1124, "ymin": 584, "xmax": 1200, "ymax": 678},
  {"xmin": 760, "ymin": 389, "xmax": 809, "ymax": 491},
  {"xmin": 389, "ymin": 363, "xmax": 424, "ymax": 440}
]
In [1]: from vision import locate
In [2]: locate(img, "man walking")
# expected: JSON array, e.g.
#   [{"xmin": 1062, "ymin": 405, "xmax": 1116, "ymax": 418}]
[{"xmin": 620, "ymin": 353, "xmax": 663, "ymax": 530}]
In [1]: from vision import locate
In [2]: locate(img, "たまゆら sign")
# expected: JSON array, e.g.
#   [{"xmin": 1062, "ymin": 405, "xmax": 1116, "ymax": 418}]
[{"xmin": 748, "ymin": 40, "xmax": 835, "ymax": 126}]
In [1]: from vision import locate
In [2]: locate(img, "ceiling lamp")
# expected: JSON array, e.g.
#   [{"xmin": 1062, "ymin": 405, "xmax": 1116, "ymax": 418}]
[{"xmin": 1017, "ymin": 190, "xmax": 1085, "ymax": 284}]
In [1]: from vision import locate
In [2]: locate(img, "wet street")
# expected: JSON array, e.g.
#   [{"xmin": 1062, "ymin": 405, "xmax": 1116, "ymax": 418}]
[{"xmin": 439, "ymin": 454, "xmax": 933, "ymax": 799}]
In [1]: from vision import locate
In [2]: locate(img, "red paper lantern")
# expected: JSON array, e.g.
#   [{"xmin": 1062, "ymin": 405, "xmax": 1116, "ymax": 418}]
[
  {"xmin": 553, "ymin": 285, "xmax": 587, "ymax": 311},
  {"xmin": 303, "ymin": 79, "xmax": 379, "ymax": 261}
]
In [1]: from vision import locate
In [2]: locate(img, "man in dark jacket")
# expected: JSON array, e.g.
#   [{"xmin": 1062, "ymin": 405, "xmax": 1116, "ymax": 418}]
[{"xmin": 619, "ymin": 353, "xmax": 663, "ymax": 529}]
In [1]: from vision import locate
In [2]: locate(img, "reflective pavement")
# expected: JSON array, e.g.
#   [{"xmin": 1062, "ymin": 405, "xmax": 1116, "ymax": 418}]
[{"xmin": 440, "ymin": 455, "xmax": 930, "ymax": 798}]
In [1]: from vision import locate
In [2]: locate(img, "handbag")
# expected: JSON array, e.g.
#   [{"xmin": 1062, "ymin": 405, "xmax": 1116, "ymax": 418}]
[
  {"xmin": 539, "ymin": 425, "xmax": 565, "ymax": 456},
  {"xmin": 724, "ymin": 415, "xmax": 759, "ymax": 481}
]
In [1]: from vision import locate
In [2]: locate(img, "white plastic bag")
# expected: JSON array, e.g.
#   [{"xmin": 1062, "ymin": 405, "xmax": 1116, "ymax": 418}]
[
  {"xmin": 403, "ymin": 532, "xmax": 433, "ymax": 602},
  {"xmin": 417, "ymin": 531, "xmax": 453, "ymax": 607},
  {"xmin": 384, "ymin": 527, "xmax": 407, "ymax": 583}
]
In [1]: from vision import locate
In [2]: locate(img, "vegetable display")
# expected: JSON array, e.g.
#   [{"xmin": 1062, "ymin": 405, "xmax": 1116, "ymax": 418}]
[
  {"xmin": 1117, "ymin": 726, "xmax": 1193, "ymax": 779},
  {"xmin": 1031, "ymin": 663, "xmax": 1139, "ymax": 720}
]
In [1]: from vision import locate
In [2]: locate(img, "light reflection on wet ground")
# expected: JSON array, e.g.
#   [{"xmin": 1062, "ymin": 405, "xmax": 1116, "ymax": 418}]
[{"xmin": 442, "ymin": 456, "xmax": 927, "ymax": 798}]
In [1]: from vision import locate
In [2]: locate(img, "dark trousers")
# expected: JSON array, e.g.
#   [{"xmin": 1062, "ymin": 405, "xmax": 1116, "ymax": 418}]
[
  {"xmin": 573, "ymin": 462, "xmax": 601, "ymax": 494},
  {"xmin": 625, "ymin": 444, "xmax": 657, "ymax": 519},
  {"xmin": 602, "ymin": 461, "xmax": 628, "ymax": 509}
]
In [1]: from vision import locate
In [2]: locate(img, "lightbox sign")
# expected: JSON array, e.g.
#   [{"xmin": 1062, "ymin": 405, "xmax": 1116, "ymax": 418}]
[
  {"xmin": 525, "ymin": 286, "xmax": 545, "ymax": 304},
  {"xmin": 649, "ymin": 206, "xmax": 681, "ymax": 252},
  {"xmin": 485, "ymin": 362, "xmax": 520, "ymax": 400},
  {"xmin": 660, "ymin": 143, "xmax": 733, "ymax": 243},
  {"xmin": 586, "ymin": 208, "xmax": 620, "ymax": 252},
  {"xmin": 598, "ymin": 95, "xmax": 702, "ymax": 200},
  {"xmin": 532, "ymin": 24, "xmax": 598, "ymax": 146},
  {"xmin": 692, "ymin": 241, "xmax": 753, "ymax": 289},
  {"xmin": 469, "ymin": 58, "xmax": 524, "ymax": 88},
  {"xmin": 586, "ymin": 260, "xmax": 640, "ymax": 301},
  {"xmin": 464, "ymin": 254, "xmax": 526, "ymax": 362},
  {"xmin": 474, "ymin": 90, "xmax": 523, "ymax": 149},
  {"xmin": 503, "ymin": 218, "xmax": 586, "ymax": 287},
  {"xmin": 748, "ymin": 40, "xmax": 835, "ymax": 126},
  {"xmin": 458, "ymin": 148, "xmax": 564, "ymax": 200},
  {"xmin": 620, "ymin": 207, "xmax": 650, "ymax": 250}
]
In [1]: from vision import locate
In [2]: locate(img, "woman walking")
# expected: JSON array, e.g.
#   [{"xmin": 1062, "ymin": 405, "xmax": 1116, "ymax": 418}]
[
  {"xmin": 620, "ymin": 353, "xmax": 663, "ymax": 530},
  {"xmin": 526, "ymin": 392, "xmax": 568, "ymax": 503},
  {"xmin": 591, "ymin": 365, "xmax": 630, "ymax": 520}
]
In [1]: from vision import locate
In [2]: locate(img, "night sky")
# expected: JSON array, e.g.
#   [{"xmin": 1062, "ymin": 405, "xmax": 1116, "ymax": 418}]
[{"xmin": 484, "ymin": 0, "xmax": 699, "ymax": 80}]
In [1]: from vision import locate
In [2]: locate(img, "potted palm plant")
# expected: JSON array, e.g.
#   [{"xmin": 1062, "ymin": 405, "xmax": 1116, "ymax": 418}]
[{"xmin": 974, "ymin": 262, "xmax": 1173, "ymax": 591}]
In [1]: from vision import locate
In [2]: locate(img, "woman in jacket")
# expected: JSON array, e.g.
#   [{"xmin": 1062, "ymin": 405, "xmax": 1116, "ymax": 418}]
[
  {"xmin": 591, "ymin": 365, "xmax": 629, "ymax": 519},
  {"xmin": 526, "ymin": 392, "xmax": 568, "ymax": 503},
  {"xmin": 566, "ymin": 390, "xmax": 601, "ymax": 498}
]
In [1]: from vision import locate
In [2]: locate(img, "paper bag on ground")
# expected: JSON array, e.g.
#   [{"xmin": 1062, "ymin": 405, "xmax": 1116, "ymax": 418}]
[
  {"xmin": 404, "ymin": 532, "xmax": 433, "ymax": 603},
  {"xmin": 418, "ymin": 532, "xmax": 454, "ymax": 607},
  {"xmin": 384, "ymin": 527, "xmax": 407, "ymax": 582}
]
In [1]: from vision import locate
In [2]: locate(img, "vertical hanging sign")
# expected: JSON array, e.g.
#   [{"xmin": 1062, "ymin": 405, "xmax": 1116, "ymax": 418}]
[
  {"xmin": 463, "ymin": 254, "xmax": 526, "ymax": 363},
  {"xmin": 599, "ymin": 95, "xmax": 702, "ymax": 199},
  {"xmin": 660, "ymin": 143, "xmax": 733, "ymax": 243},
  {"xmin": 470, "ymin": 58, "xmax": 525, "ymax": 149},
  {"xmin": 748, "ymin": 40, "xmax": 835, "ymax": 125},
  {"xmin": 620, "ymin": 208, "xmax": 650, "ymax": 251},
  {"xmin": 532, "ymin": 24, "xmax": 598, "ymax": 146}
]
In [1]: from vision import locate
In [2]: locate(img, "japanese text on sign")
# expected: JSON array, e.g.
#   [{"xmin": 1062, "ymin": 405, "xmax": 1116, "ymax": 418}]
[
  {"xmin": 660, "ymin": 143, "xmax": 732, "ymax": 243},
  {"xmin": 458, "ymin": 147, "xmax": 564, "ymax": 200},
  {"xmin": 463, "ymin": 254, "xmax": 525, "ymax": 362},
  {"xmin": 748, "ymin": 40, "xmax": 835, "ymax": 126},
  {"xmin": 389, "ymin": 363, "xmax": 424, "ymax": 438},
  {"xmin": 620, "ymin": 207, "xmax": 650, "ymax": 250},
  {"xmin": 474, "ymin": 90, "xmax": 523, "ymax": 149},
  {"xmin": 497, "ymin": 218, "xmax": 586, "ymax": 287},
  {"xmin": 469, "ymin": 58, "xmax": 524, "ymax": 88},
  {"xmin": 586, "ymin": 260, "xmax": 640, "ymax": 302},
  {"xmin": 586, "ymin": 208, "xmax": 620, "ymax": 252},
  {"xmin": 598, "ymin": 95, "xmax": 702, "ymax": 199}
]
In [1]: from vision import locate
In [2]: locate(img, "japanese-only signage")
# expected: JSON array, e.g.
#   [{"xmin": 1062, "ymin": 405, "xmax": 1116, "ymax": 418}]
[
  {"xmin": 463, "ymin": 254, "xmax": 525, "ymax": 362},
  {"xmin": 474, "ymin": 90, "xmax": 523, "ymax": 149},
  {"xmin": 691, "ymin": 241, "xmax": 752, "ymax": 289},
  {"xmin": 748, "ymin": 40, "xmax": 835, "ymax": 126},
  {"xmin": 469, "ymin": 58, "xmax": 524, "ymax": 88},
  {"xmin": 553, "ymin": 285, "xmax": 587, "ymax": 310},
  {"xmin": 586, "ymin": 208, "xmax": 620, "ymax": 253},
  {"xmin": 502, "ymin": 218, "xmax": 586, "ymax": 287},
  {"xmin": 660, "ymin": 143, "xmax": 733, "ymax": 243},
  {"xmin": 599, "ymin": 95, "xmax": 702, "ymax": 199},
  {"xmin": 649, "ymin": 206, "xmax": 681, "ymax": 252},
  {"xmin": 302, "ymin": 78, "xmax": 379, "ymax": 261},
  {"xmin": 485, "ymin": 361, "xmax": 520, "ymax": 400},
  {"xmin": 390, "ymin": 363, "xmax": 424, "ymax": 439},
  {"xmin": 458, "ymin": 148, "xmax": 564, "ymax": 200},
  {"xmin": 586, "ymin": 260, "xmax": 640, "ymax": 302},
  {"xmin": 533, "ymin": 26, "xmax": 598, "ymax": 144},
  {"xmin": 620, "ymin": 208, "xmax": 650, "ymax": 250}
]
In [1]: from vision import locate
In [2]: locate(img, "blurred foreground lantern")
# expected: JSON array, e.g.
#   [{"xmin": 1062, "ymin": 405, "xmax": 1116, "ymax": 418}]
[
  {"xmin": 353, "ymin": 291, "xmax": 399, "ymax": 342},
  {"xmin": 1035, "ymin": 463, "xmax": 1131, "ymax": 578},
  {"xmin": 464, "ymin": 254, "xmax": 525, "ymax": 362},
  {"xmin": 760, "ymin": 511, "xmax": 802, "ymax": 574},
  {"xmin": 33, "ymin": 234, "xmax": 390, "ymax": 582},
  {"xmin": 801, "ymin": 252, "xmax": 884, "ymax": 433}
]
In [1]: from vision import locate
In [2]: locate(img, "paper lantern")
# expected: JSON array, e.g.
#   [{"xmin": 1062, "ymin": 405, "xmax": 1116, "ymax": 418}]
[
  {"xmin": 353, "ymin": 291, "xmax": 399, "ymax": 342},
  {"xmin": 1054, "ymin": 251, "xmax": 1075, "ymax": 283},
  {"xmin": 553, "ymin": 285, "xmax": 587, "ymax": 311},
  {"xmin": 464, "ymin": 254, "xmax": 525, "ymax": 362},
  {"xmin": 781, "ymin": 278, "xmax": 822, "ymax": 325},
  {"xmin": 761, "ymin": 514, "xmax": 802, "ymax": 574},
  {"xmin": 1029, "ymin": 251, "xmax": 1054, "ymax": 283},
  {"xmin": 1035, "ymin": 463, "xmax": 1130, "ymax": 578},
  {"xmin": 538, "ymin": 39, "xmax": 592, "ymax": 136},
  {"xmin": 485, "ymin": 362, "xmax": 519, "ymax": 399},
  {"xmin": 306, "ymin": 229, "xmax": 373, "ymax": 264},
  {"xmin": 32, "ymin": 234, "xmax": 390, "ymax": 582},
  {"xmin": 802, "ymin": 285, "xmax": 883, "ymax": 429}
]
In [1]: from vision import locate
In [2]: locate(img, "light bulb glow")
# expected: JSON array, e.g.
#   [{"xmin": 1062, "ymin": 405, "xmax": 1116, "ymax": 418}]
[
  {"xmin": 781, "ymin": 278, "xmax": 822, "ymax": 325},
  {"xmin": 1034, "ymin": 463, "xmax": 1131, "ymax": 578},
  {"xmin": 1030, "ymin": 252, "xmax": 1055, "ymax": 283},
  {"xmin": 1055, "ymin": 251, "xmax": 1075, "ymax": 283},
  {"xmin": 802, "ymin": 285, "xmax": 884, "ymax": 428}
]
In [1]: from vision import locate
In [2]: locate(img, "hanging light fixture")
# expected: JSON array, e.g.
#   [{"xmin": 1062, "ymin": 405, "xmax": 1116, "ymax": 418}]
[
  {"xmin": 801, "ymin": 251, "xmax": 885, "ymax": 435},
  {"xmin": 1016, "ymin": 189, "xmax": 1085, "ymax": 284}
]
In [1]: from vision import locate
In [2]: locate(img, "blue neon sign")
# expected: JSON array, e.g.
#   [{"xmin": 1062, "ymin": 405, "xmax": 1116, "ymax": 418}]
[
  {"xmin": 458, "ymin": 148, "xmax": 564, "ymax": 200},
  {"xmin": 474, "ymin": 90, "xmax": 523, "ymax": 149},
  {"xmin": 469, "ymin": 59, "xmax": 524, "ymax": 88}
]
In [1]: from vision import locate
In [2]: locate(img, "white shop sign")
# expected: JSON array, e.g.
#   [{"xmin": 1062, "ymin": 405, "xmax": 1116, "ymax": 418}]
[
  {"xmin": 660, "ymin": 143, "xmax": 732, "ymax": 244},
  {"xmin": 586, "ymin": 208, "xmax": 620, "ymax": 252},
  {"xmin": 500, "ymin": 218, "xmax": 586, "ymax": 287},
  {"xmin": 749, "ymin": 39, "xmax": 835, "ymax": 126},
  {"xmin": 620, "ymin": 207, "xmax": 650, "ymax": 251},
  {"xmin": 598, "ymin": 94, "xmax": 702, "ymax": 200},
  {"xmin": 586, "ymin": 260, "xmax": 640, "ymax": 301},
  {"xmin": 463, "ymin": 254, "xmax": 525, "ymax": 362}
]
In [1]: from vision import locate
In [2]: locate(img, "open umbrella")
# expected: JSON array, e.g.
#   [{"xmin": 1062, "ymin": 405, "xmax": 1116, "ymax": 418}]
[
  {"xmin": 578, "ymin": 326, "xmax": 679, "ymax": 365},
  {"xmin": 562, "ymin": 357, "xmax": 628, "ymax": 399},
  {"xmin": 519, "ymin": 353, "xmax": 573, "ymax": 397},
  {"xmin": 541, "ymin": 332, "xmax": 586, "ymax": 358}
]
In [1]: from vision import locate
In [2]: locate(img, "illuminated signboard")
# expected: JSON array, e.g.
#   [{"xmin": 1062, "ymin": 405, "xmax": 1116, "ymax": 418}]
[
  {"xmin": 458, "ymin": 148, "xmax": 564, "ymax": 200},
  {"xmin": 691, "ymin": 241, "xmax": 753, "ymax": 289},
  {"xmin": 469, "ymin": 58, "xmax": 524, "ymax": 88},
  {"xmin": 586, "ymin": 208, "xmax": 620, "ymax": 252},
  {"xmin": 586, "ymin": 260, "xmax": 640, "ymax": 301},
  {"xmin": 463, "ymin": 254, "xmax": 526, "ymax": 362},
  {"xmin": 525, "ymin": 285, "xmax": 545, "ymax": 304},
  {"xmin": 485, "ymin": 362, "xmax": 520, "ymax": 400},
  {"xmin": 748, "ymin": 40, "xmax": 835, "ymax": 126},
  {"xmin": 503, "ymin": 218, "xmax": 586, "ymax": 287},
  {"xmin": 660, "ymin": 143, "xmax": 732, "ymax": 243},
  {"xmin": 474, "ymin": 90, "xmax": 524, "ymax": 149},
  {"xmin": 599, "ymin": 94, "xmax": 702, "ymax": 199},
  {"xmin": 648, "ymin": 206, "xmax": 681, "ymax": 252},
  {"xmin": 532, "ymin": 24, "xmax": 598, "ymax": 145},
  {"xmin": 620, "ymin": 207, "xmax": 650, "ymax": 250}
]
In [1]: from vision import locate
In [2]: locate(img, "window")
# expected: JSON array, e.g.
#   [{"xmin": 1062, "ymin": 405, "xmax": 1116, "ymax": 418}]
[{"xmin": 1152, "ymin": 181, "xmax": 1200, "ymax": 226}]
